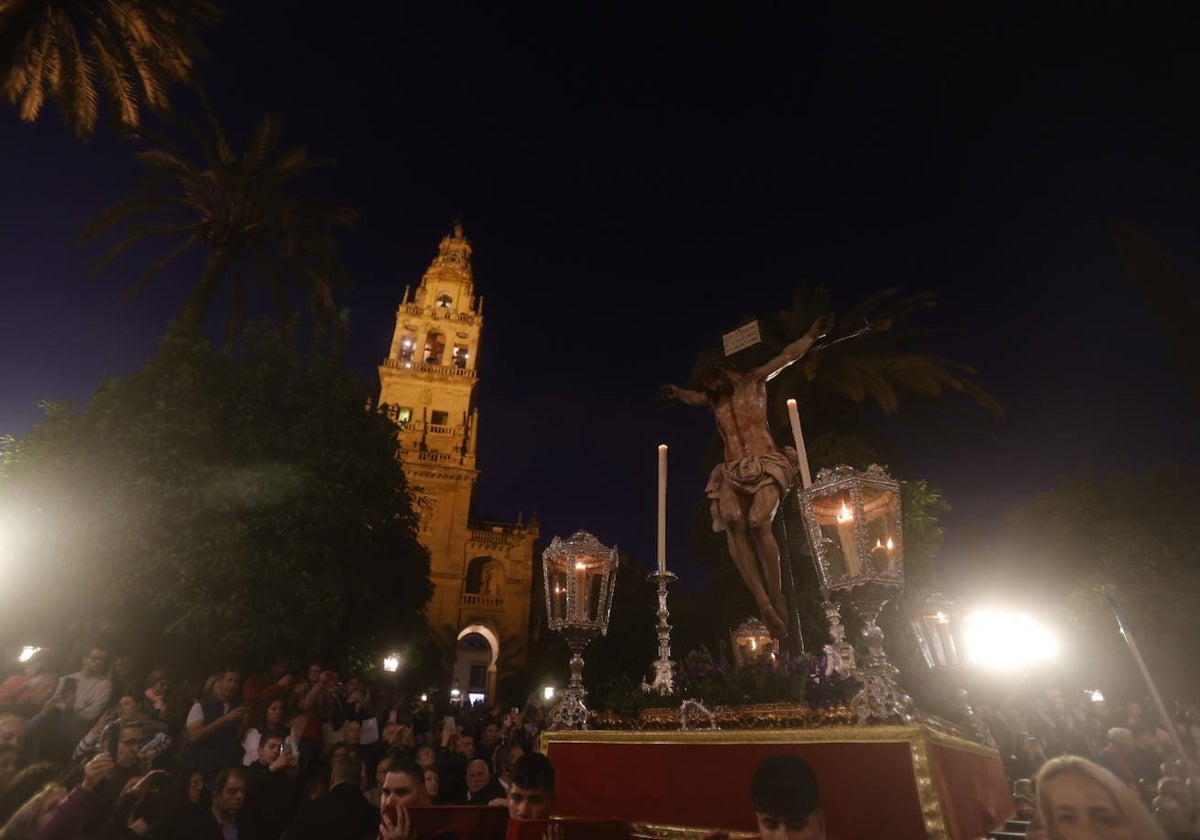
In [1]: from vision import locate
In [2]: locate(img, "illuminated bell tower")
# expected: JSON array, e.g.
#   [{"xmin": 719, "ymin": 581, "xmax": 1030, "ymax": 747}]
[{"xmin": 378, "ymin": 223, "xmax": 536, "ymax": 703}]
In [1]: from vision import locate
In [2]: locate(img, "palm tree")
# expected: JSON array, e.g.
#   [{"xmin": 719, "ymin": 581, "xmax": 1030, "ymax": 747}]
[
  {"xmin": 757, "ymin": 284, "xmax": 1003, "ymax": 445},
  {"xmin": 0, "ymin": 0, "xmax": 221, "ymax": 139},
  {"xmin": 81, "ymin": 111, "xmax": 358, "ymax": 349}
]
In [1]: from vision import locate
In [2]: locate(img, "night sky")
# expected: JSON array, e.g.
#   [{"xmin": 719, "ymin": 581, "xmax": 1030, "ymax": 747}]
[{"xmin": 2, "ymin": 4, "xmax": 1198, "ymax": 612}]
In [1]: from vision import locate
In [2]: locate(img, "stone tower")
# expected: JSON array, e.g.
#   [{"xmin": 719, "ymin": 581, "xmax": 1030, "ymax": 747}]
[{"xmin": 377, "ymin": 223, "xmax": 538, "ymax": 703}]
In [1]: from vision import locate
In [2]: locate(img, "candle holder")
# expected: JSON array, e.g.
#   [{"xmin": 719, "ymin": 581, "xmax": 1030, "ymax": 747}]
[
  {"xmin": 646, "ymin": 569, "xmax": 677, "ymax": 693},
  {"xmin": 543, "ymin": 531, "xmax": 619, "ymax": 730},
  {"xmin": 799, "ymin": 464, "xmax": 912, "ymax": 725}
]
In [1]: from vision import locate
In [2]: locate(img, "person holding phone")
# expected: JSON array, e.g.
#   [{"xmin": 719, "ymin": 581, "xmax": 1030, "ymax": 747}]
[
  {"xmin": 182, "ymin": 668, "xmax": 249, "ymax": 778},
  {"xmin": 43, "ymin": 646, "xmax": 113, "ymax": 763}
]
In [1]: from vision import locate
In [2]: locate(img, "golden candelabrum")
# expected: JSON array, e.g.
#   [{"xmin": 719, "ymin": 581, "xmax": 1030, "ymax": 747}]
[
  {"xmin": 799, "ymin": 464, "xmax": 913, "ymax": 724},
  {"xmin": 543, "ymin": 531, "xmax": 619, "ymax": 730}
]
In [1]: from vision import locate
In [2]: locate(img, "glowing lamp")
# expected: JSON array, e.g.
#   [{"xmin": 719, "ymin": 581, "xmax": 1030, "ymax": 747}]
[
  {"xmin": 18, "ymin": 646, "xmax": 40, "ymax": 663},
  {"xmin": 731, "ymin": 617, "xmax": 776, "ymax": 667},
  {"xmin": 383, "ymin": 653, "xmax": 400, "ymax": 673},
  {"xmin": 542, "ymin": 531, "xmax": 619, "ymax": 729}
]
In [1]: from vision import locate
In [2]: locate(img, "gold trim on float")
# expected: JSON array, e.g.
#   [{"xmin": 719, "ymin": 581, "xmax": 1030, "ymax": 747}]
[
  {"xmin": 541, "ymin": 724, "xmax": 996, "ymax": 752},
  {"xmin": 627, "ymin": 823, "xmax": 756, "ymax": 840},
  {"xmin": 908, "ymin": 728, "xmax": 948, "ymax": 840}
]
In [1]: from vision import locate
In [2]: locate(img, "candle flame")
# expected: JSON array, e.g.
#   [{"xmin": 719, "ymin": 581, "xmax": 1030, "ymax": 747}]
[
  {"xmin": 749, "ymin": 638, "xmax": 757, "ymax": 650},
  {"xmin": 886, "ymin": 537, "xmax": 894, "ymax": 550},
  {"xmin": 836, "ymin": 501, "xmax": 854, "ymax": 522},
  {"xmin": 574, "ymin": 561, "xmax": 586, "ymax": 570}
]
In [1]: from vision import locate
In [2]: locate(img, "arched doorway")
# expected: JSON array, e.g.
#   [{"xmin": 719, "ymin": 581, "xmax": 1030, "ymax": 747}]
[{"xmin": 452, "ymin": 623, "xmax": 499, "ymax": 706}]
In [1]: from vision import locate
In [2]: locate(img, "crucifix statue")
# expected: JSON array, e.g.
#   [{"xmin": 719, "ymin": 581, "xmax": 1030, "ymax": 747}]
[{"xmin": 657, "ymin": 314, "xmax": 834, "ymax": 639}]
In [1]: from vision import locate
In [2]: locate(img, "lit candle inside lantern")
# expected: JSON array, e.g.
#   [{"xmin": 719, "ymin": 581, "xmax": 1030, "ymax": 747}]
[
  {"xmin": 575, "ymin": 560, "xmax": 588, "ymax": 620},
  {"xmin": 657, "ymin": 444, "xmax": 668, "ymax": 573},
  {"xmin": 786, "ymin": 399, "xmax": 813, "ymax": 489},
  {"xmin": 835, "ymin": 500, "xmax": 861, "ymax": 576}
]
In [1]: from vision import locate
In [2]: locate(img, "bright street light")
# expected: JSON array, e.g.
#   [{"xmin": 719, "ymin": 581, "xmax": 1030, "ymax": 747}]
[
  {"xmin": 962, "ymin": 608, "xmax": 1059, "ymax": 670},
  {"xmin": 18, "ymin": 646, "xmax": 40, "ymax": 663},
  {"xmin": 542, "ymin": 685, "xmax": 555, "ymax": 701},
  {"xmin": 382, "ymin": 653, "xmax": 400, "ymax": 673}
]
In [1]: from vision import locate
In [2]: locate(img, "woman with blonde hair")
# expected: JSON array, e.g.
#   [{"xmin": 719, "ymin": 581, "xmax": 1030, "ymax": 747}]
[
  {"xmin": 0, "ymin": 782, "xmax": 67, "ymax": 840},
  {"xmin": 1035, "ymin": 755, "xmax": 1165, "ymax": 840}
]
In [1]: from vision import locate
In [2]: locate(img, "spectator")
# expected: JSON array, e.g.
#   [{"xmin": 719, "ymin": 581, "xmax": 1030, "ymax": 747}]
[
  {"xmin": 0, "ymin": 715, "xmax": 26, "ymax": 752},
  {"xmin": 422, "ymin": 768, "xmax": 439, "ymax": 805},
  {"xmin": 174, "ymin": 766, "xmax": 250, "ymax": 840},
  {"xmin": 244, "ymin": 730, "xmax": 300, "ymax": 840},
  {"xmin": 108, "ymin": 655, "xmax": 139, "ymax": 704},
  {"xmin": 243, "ymin": 698, "xmax": 288, "ymax": 766},
  {"xmin": 1098, "ymin": 728, "xmax": 1140, "ymax": 789},
  {"xmin": 0, "ymin": 744, "xmax": 20, "ymax": 793},
  {"xmin": 0, "ymin": 764, "xmax": 64, "ymax": 826},
  {"xmin": 0, "ymin": 656, "xmax": 56, "ymax": 717},
  {"xmin": 1035, "ymin": 755, "xmax": 1165, "ymax": 840},
  {"xmin": 505, "ymin": 753, "xmax": 555, "ymax": 821},
  {"xmin": 0, "ymin": 781, "xmax": 68, "ymax": 840},
  {"xmin": 284, "ymin": 755, "xmax": 378, "ymax": 840},
  {"xmin": 493, "ymin": 742, "xmax": 524, "ymax": 797},
  {"xmin": 378, "ymin": 761, "xmax": 430, "ymax": 840},
  {"xmin": 459, "ymin": 759, "xmax": 502, "ymax": 805},
  {"xmin": 182, "ymin": 668, "xmax": 249, "ymax": 777},
  {"xmin": 243, "ymin": 660, "xmax": 294, "ymax": 722},
  {"xmin": 41, "ymin": 647, "xmax": 112, "ymax": 763},
  {"xmin": 364, "ymin": 753, "xmax": 395, "ymax": 810}
]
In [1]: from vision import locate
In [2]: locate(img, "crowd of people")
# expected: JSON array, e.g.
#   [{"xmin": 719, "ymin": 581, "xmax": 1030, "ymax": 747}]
[
  {"xmin": 981, "ymin": 685, "xmax": 1200, "ymax": 838},
  {"xmin": 6, "ymin": 643, "xmax": 1200, "ymax": 839},
  {"xmin": 0, "ymin": 645, "xmax": 558, "ymax": 839}
]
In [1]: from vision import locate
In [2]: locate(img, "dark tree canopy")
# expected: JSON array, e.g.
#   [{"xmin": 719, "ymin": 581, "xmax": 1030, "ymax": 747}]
[{"xmin": 0, "ymin": 319, "xmax": 432, "ymax": 669}]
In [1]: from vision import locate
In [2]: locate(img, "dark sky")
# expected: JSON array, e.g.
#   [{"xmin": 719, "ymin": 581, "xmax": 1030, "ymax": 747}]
[{"xmin": 2, "ymin": 3, "xmax": 1198, "ymax": 605}]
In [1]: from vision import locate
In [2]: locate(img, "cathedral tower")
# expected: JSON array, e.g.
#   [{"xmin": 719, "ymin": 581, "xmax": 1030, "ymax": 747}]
[{"xmin": 378, "ymin": 223, "xmax": 537, "ymax": 703}]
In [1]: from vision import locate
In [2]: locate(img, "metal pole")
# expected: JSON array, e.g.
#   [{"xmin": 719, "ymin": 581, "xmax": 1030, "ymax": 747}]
[{"xmin": 1104, "ymin": 590, "xmax": 1189, "ymax": 762}]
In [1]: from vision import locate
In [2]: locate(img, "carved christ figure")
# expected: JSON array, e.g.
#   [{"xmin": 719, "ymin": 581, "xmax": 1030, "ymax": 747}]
[{"xmin": 658, "ymin": 315, "xmax": 833, "ymax": 638}]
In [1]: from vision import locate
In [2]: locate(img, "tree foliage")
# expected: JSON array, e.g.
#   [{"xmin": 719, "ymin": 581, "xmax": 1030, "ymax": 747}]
[
  {"xmin": 1001, "ymin": 465, "xmax": 1200, "ymax": 696},
  {"xmin": 81, "ymin": 111, "xmax": 358, "ymax": 350},
  {"xmin": 0, "ymin": 319, "xmax": 432, "ymax": 669},
  {"xmin": 0, "ymin": 0, "xmax": 221, "ymax": 139}
]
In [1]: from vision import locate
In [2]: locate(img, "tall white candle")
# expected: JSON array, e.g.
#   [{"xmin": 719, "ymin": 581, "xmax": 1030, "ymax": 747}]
[
  {"xmin": 786, "ymin": 399, "xmax": 813, "ymax": 490},
  {"xmin": 657, "ymin": 444, "xmax": 668, "ymax": 573}
]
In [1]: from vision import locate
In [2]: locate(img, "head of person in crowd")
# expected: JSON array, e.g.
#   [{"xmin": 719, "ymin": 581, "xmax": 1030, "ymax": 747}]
[
  {"xmin": 0, "ymin": 782, "xmax": 67, "ymax": 840},
  {"xmin": 330, "ymin": 755, "xmax": 363, "ymax": 790},
  {"xmin": 1106, "ymin": 727, "xmax": 1135, "ymax": 756},
  {"xmin": 342, "ymin": 720, "xmax": 362, "ymax": 746},
  {"xmin": 112, "ymin": 722, "xmax": 144, "ymax": 771},
  {"xmin": 0, "ymin": 715, "xmax": 25, "ymax": 751},
  {"xmin": 212, "ymin": 668, "xmax": 241, "ymax": 704},
  {"xmin": 116, "ymin": 692, "xmax": 145, "ymax": 721},
  {"xmin": 415, "ymin": 744, "xmax": 436, "ymax": 770},
  {"xmin": 1035, "ymin": 755, "xmax": 1166, "ymax": 840},
  {"xmin": 0, "ymin": 744, "xmax": 20, "ymax": 791},
  {"xmin": 482, "ymin": 721, "xmax": 501, "ymax": 750},
  {"xmin": 185, "ymin": 770, "xmax": 205, "ymax": 805},
  {"xmin": 494, "ymin": 744, "xmax": 523, "ymax": 782},
  {"xmin": 0, "ymin": 763, "xmax": 65, "ymax": 826},
  {"xmin": 210, "ymin": 767, "xmax": 247, "ymax": 824},
  {"xmin": 750, "ymin": 755, "xmax": 825, "ymax": 840},
  {"xmin": 423, "ymin": 767, "xmax": 439, "ymax": 803},
  {"xmin": 456, "ymin": 731, "xmax": 476, "ymax": 760},
  {"xmin": 258, "ymin": 732, "xmax": 285, "ymax": 768},
  {"xmin": 507, "ymin": 753, "xmax": 555, "ymax": 820},
  {"xmin": 371, "ymin": 754, "xmax": 394, "ymax": 791},
  {"xmin": 260, "ymin": 698, "xmax": 286, "ymax": 731},
  {"xmin": 465, "ymin": 759, "xmax": 491, "ymax": 795},
  {"xmin": 380, "ymin": 761, "xmax": 430, "ymax": 811},
  {"xmin": 111, "ymin": 655, "xmax": 134, "ymax": 681},
  {"xmin": 329, "ymin": 743, "xmax": 350, "ymax": 764},
  {"xmin": 80, "ymin": 647, "xmax": 108, "ymax": 679}
]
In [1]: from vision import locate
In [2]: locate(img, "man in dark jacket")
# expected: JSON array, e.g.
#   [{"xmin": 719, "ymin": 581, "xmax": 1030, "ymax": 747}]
[
  {"xmin": 182, "ymin": 669, "xmax": 248, "ymax": 778},
  {"xmin": 175, "ymin": 766, "xmax": 255, "ymax": 840},
  {"xmin": 284, "ymin": 755, "xmax": 378, "ymax": 840}
]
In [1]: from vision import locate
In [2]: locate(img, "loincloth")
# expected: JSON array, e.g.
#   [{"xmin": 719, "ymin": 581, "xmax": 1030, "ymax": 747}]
[{"xmin": 705, "ymin": 449, "xmax": 797, "ymax": 533}]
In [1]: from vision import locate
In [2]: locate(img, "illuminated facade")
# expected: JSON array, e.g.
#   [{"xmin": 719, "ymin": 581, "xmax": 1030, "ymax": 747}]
[{"xmin": 377, "ymin": 223, "xmax": 538, "ymax": 702}]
